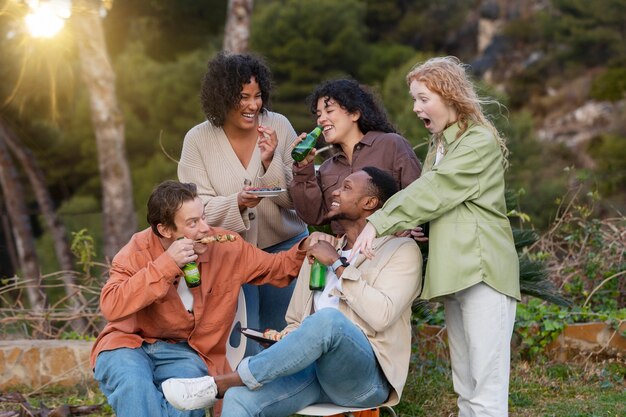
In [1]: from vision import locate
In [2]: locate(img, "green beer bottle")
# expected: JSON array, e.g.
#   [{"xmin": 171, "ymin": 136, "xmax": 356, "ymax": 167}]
[
  {"xmin": 291, "ymin": 126, "xmax": 323, "ymax": 162},
  {"xmin": 177, "ymin": 237, "xmax": 201, "ymax": 288},
  {"xmin": 182, "ymin": 261, "xmax": 201, "ymax": 288},
  {"xmin": 309, "ymin": 258, "xmax": 327, "ymax": 291}
]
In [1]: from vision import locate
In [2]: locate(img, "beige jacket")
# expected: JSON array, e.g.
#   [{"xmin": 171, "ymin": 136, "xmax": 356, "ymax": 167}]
[
  {"xmin": 178, "ymin": 111, "xmax": 307, "ymax": 249},
  {"xmin": 284, "ymin": 236, "xmax": 422, "ymax": 406}
]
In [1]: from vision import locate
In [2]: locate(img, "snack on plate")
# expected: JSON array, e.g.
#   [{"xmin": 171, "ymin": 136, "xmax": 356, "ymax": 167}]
[
  {"xmin": 246, "ymin": 186, "xmax": 283, "ymax": 192},
  {"xmin": 197, "ymin": 234, "xmax": 237, "ymax": 244},
  {"xmin": 263, "ymin": 328, "xmax": 288, "ymax": 342}
]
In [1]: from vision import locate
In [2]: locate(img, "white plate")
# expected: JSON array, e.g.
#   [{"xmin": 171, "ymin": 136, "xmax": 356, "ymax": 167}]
[{"xmin": 247, "ymin": 188, "xmax": 286, "ymax": 197}]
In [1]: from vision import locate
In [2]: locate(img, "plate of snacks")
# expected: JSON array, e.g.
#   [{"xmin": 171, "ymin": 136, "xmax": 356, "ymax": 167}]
[
  {"xmin": 240, "ymin": 328, "xmax": 287, "ymax": 345},
  {"xmin": 245, "ymin": 187, "xmax": 286, "ymax": 197}
]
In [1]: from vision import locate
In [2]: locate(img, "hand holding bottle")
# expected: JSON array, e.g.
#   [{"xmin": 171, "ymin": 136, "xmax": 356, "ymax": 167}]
[
  {"xmin": 291, "ymin": 126, "xmax": 322, "ymax": 165},
  {"xmin": 167, "ymin": 237, "xmax": 197, "ymax": 268},
  {"xmin": 306, "ymin": 240, "xmax": 339, "ymax": 266}
]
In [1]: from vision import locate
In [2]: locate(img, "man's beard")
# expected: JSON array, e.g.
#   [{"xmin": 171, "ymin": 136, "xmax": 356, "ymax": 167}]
[{"xmin": 327, "ymin": 212, "xmax": 358, "ymax": 222}]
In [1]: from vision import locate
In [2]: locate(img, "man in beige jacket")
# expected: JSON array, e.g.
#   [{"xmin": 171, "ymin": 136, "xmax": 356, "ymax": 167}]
[{"xmin": 163, "ymin": 167, "xmax": 423, "ymax": 416}]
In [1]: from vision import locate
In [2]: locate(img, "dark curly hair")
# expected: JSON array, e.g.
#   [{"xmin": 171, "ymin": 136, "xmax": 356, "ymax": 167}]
[
  {"xmin": 306, "ymin": 79, "xmax": 397, "ymax": 134},
  {"xmin": 200, "ymin": 52, "xmax": 273, "ymax": 127}
]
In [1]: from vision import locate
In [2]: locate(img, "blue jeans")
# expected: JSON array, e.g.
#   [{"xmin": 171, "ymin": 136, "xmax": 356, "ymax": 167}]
[
  {"xmin": 242, "ymin": 229, "xmax": 309, "ymax": 356},
  {"xmin": 222, "ymin": 309, "xmax": 390, "ymax": 417},
  {"xmin": 94, "ymin": 341, "xmax": 208, "ymax": 417}
]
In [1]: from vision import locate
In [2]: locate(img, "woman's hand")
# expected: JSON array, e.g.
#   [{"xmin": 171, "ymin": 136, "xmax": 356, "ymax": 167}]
[
  {"xmin": 237, "ymin": 181, "xmax": 262, "ymax": 211},
  {"xmin": 291, "ymin": 132, "xmax": 316, "ymax": 167},
  {"xmin": 395, "ymin": 226, "xmax": 429, "ymax": 243},
  {"xmin": 257, "ymin": 125, "xmax": 278, "ymax": 169},
  {"xmin": 349, "ymin": 222, "xmax": 377, "ymax": 261}
]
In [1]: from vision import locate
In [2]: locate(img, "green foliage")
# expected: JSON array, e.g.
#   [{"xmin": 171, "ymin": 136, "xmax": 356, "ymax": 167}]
[
  {"xmin": 590, "ymin": 67, "xmax": 626, "ymax": 102},
  {"xmin": 515, "ymin": 298, "xmax": 626, "ymax": 359},
  {"xmin": 114, "ymin": 42, "xmax": 212, "ymax": 212},
  {"xmin": 388, "ymin": 0, "xmax": 476, "ymax": 59},
  {"xmin": 542, "ymin": 181, "xmax": 626, "ymax": 310},
  {"xmin": 587, "ymin": 133, "xmax": 626, "ymax": 198},
  {"xmin": 550, "ymin": 0, "xmax": 626, "ymax": 67},
  {"xmin": 519, "ymin": 255, "xmax": 570, "ymax": 307},
  {"xmin": 252, "ymin": 0, "xmax": 368, "ymax": 99},
  {"xmin": 504, "ymin": 0, "xmax": 626, "ymax": 107},
  {"xmin": 502, "ymin": 112, "xmax": 572, "ymax": 229},
  {"xmin": 105, "ymin": 0, "xmax": 227, "ymax": 60},
  {"xmin": 252, "ymin": 0, "xmax": 379, "ymax": 132},
  {"xmin": 59, "ymin": 331, "xmax": 95, "ymax": 341},
  {"xmin": 70, "ymin": 229, "xmax": 96, "ymax": 277},
  {"xmin": 356, "ymin": 42, "xmax": 416, "ymax": 85},
  {"xmin": 380, "ymin": 52, "xmax": 432, "ymax": 158}
]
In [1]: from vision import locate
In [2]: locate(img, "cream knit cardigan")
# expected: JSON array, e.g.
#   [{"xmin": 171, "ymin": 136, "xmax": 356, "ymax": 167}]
[{"xmin": 178, "ymin": 111, "xmax": 307, "ymax": 249}]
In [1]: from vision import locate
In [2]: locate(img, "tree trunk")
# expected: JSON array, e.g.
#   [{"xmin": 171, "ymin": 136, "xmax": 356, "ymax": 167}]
[
  {"xmin": 223, "ymin": 0, "xmax": 254, "ymax": 53},
  {"xmin": 0, "ymin": 125, "xmax": 46, "ymax": 316},
  {"xmin": 0, "ymin": 117, "xmax": 88, "ymax": 332},
  {"xmin": 71, "ymin": 0, "xmax": 136, "ymax": 262}
]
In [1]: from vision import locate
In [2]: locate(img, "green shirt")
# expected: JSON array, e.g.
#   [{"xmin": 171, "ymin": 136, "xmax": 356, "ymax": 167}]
[{"xmin": 368, "ymin": 122, "xmax": 521, "ymax": 300}]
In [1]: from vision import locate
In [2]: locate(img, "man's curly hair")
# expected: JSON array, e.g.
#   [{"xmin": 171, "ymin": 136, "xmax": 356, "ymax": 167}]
[
  {"xmin": 200, "ymin": 52, "xmax": 273, "ymax": 127},
  {"xmin": 306, "ymin": 79, "xmax": 397, "ymax": 134}
]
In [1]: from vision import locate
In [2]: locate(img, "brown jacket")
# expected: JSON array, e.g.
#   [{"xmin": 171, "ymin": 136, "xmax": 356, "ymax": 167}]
[
  {"xmin": 289, "ymin": 131, "xmax": 422, "ymax": 234},
  {"xmin": 90, "ymin": 227, "xmax": 306, "ymax": 376}
]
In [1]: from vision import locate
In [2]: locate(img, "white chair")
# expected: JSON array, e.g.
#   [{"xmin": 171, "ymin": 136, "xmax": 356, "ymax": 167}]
[
  {"xmin": 297, "ymin": 403, "xmax": 397, "ymax": 417},
  {"xmin": 226, "ymin": 288, "xmax": 247, "ymax": 369}
]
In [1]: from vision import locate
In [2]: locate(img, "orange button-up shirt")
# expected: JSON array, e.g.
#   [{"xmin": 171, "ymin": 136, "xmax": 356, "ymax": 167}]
[{"xmin": 90, "ymin": 226, "xmax": 305, "ymax": 377}]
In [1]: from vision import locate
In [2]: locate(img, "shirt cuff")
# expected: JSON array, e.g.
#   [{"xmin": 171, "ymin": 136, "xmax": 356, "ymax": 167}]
[
  {"xmin": 337, "ymin": 265, "xmax": 358, "ymax": 282},
  {"xmin": 291, "ymin": 162, "xmax": 315, "ymax": 181},
  {"xmin": 367, "ymin": 212, "xmax": 389, "ymax": 236}
]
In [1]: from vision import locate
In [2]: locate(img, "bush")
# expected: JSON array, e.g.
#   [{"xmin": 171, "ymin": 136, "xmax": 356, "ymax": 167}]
[{"xmin": 590, "ymin": 68, "xmax": 626, "ymax": 102}]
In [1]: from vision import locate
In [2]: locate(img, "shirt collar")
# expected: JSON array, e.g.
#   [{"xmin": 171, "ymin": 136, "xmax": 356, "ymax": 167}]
[
  {"xmin": 442, "ymin": 122, "xmax": 462, "ymax": 145},
  {"xmin": 330, "ymin": 131, "xmax": 377, "ymax": 161}
]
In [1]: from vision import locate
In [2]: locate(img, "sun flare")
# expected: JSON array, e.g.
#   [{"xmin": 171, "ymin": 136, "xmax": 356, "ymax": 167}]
[{"xmin": 24, "ymin": 1, "xmax": 71, "ymax": 39}]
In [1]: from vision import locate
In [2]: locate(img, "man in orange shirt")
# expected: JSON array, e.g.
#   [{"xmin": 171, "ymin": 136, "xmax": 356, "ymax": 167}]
[{"xmin": 91, "ymin": 180, "xmax": 311, "ymax": 417}]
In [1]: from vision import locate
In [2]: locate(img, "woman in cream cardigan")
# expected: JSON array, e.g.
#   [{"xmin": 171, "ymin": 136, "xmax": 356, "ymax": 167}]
[{"xmin": 178, "ymin": 52, "xmax": 308, "ymax": 355}]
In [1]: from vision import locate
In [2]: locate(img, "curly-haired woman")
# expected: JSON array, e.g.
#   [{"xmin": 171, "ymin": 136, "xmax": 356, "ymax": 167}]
[
  {"xmin": 178, "ymin": 52, "xmax": 308, "ymax": 356},
  {"xmin": 289, "ymin": 78, "xmax": 423, "ymax": 235}
]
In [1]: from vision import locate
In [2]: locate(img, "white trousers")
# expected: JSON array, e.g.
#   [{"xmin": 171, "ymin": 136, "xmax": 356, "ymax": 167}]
[{"xmin": 443, "ymin": 282, "xmax": 517, "ymax": 417}]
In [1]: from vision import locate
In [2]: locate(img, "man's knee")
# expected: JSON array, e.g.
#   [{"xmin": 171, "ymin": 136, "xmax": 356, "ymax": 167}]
[{"xmin": 308, "ymin": 308, "xmax": 346, "ymax": 331}]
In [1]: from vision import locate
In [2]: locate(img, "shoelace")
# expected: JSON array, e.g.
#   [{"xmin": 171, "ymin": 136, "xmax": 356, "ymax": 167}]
[{"xmin": 181, "ymin": 381, "xmax": 216, "ymax": 399}]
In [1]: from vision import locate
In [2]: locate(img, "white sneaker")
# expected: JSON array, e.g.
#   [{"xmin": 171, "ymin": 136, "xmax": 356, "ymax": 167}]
[{"xmin": 162, "ymin": 375, "xmax": 218, "ymax": 410}]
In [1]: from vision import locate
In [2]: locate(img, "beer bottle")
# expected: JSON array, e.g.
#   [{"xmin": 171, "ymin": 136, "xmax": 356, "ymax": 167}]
[
  {"xmin": 309, "ymin": 258, "xmax": 327, "ymax": 291},
  {"xmin": 291, "ymin": 126, "xmax": 323, "ymax": 162},
  {"xmin": 177, "ymin": 237, "xmax": 201, "ymax": 288},
  {"xmin": 182, "ymin": 262, "xmax": 201, "ymax": 288}
]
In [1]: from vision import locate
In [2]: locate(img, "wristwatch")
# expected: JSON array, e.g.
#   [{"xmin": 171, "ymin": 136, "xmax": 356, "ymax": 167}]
[{"xmin": 331, "ymin": 256, "xmax": 350, "ymax": 273}]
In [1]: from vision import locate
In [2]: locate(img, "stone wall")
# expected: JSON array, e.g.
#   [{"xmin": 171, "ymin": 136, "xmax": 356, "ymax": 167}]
[
  {"xmin": 0, "ymin": 340, "xmax": 93, "ymax": 390},
  {"xmin": 2, "ymin": 321, "xmax": 624, "ymax": 390}
]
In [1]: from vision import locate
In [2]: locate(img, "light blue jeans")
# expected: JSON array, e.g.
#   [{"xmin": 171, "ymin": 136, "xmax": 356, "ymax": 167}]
[
  {"xmin": 222, "ymin": 309, "xmax": 390, "ymax": 417},
  {"xmin": 242, "ymin": 229, "xmax": 309, "ymax": 356},
  {"xmin": 94, "ymin": 341, "xmax": 208, "ymax": 417}
]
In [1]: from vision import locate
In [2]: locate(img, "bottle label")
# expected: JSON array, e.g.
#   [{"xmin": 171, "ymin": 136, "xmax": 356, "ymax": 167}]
[{"xmin": 183, "ymin": 264, "xmax": 201, "ymax": 287}]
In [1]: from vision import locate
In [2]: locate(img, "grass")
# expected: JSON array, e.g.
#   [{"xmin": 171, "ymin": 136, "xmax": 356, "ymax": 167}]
[
  {"xmin": 396, "ymin": 352, "xmax": 626, "ymax": 417},
  {"xmin": 1, "ymin": 355, "xmax": 624, "ymax": 416}
]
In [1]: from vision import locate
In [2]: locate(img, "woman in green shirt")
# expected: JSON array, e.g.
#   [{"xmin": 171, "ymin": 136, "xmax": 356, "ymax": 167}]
[{"xmin": 351, "ymin": 56, "xmax": 520, "ymax": 417}]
